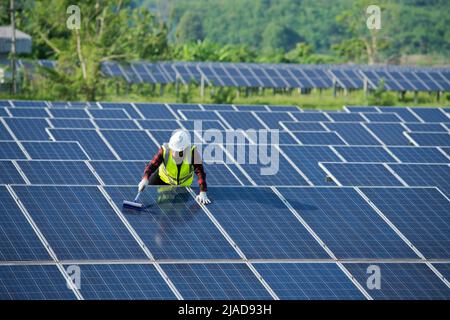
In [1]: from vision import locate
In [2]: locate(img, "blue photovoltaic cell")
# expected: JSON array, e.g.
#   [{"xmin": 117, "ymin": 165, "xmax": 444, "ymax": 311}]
[
  {"xmin": 91, "ymin": 161, "xmax": 143, "ymax": 185},
  {"xmin": 322, "ymin": 163, "xmax": 403, "ymax": 186},
  {"xmin": 327, "ymin": 113, "xmax": 365, "ymax": 122},
  {"xmin": 18, "ymin": 161, "xmax": 99, "ymax": 185},
  {"xmin": 404, "ymin": 123, "xmax": 447, "ymax": 132},
  {"xmin": 95, "ymin": 119, "xmax": 138, "ymax": 129},
  {"xmin": 433, "ymin": 264, "xmax": 450, "ymax": 282},
  {"xmin": 162, "ymin": 263, "xmax": 273, "ymax": 300},
  {"xmin": 0, "ymin": 265, "xmax": 76, "ymax": 300},
  {"xmin": 281, "ymin": 122, "xmax": 326, "ymax": 131},
  {"xmin": 377, "ymin": 107, "xmax": 420, "ymax": 122},
  {"xmin": 254, "ymin": 263, "xmax": 364, "ymax": 300},
  {"xmin": 138, "ymin": 120, "xmax": 181, "ymax": 130},
  {"xmin": 51, "ymin": 118, "xmax": 94, "ymax": 129},
  {"xmin": 135, "ymin": 103, "xmax": 176, "ymax": 120},
  {"xmin": 0, "ymin": 161, "xmax": 25, "ymax": 184},
  {"xmin": 22, "ymin": 142, "xmax": 88, "ymax": 160},
  {"xmin": 11, "ymin": 100, "xmax": 47, "ymax": 108},
  {"xmin": 105, "ymin": 186, "xmax": 239, "ymax": 259},
  {"xmin": 0, "ymin": 142, "xmax": 26, "ymax": 159},
  {"xmin": 89, "ymin": 109, "xmax": 129, "ymax": 119},
  {"xmin": 292, "ymin": 112, "xmax": 329, "ymax": 122},
  {"xmin": 345, "ymin": 106, "xmax": 379, "ymax": 113},
  {"xmin": 197, "ymin": 162, "xmax": 245, "ymax": 186},
  {"xmin": 0, "ymin": 122, "xmax": 13, "ymax": 140},
  {"xmin": 279, "ymin": 187, "xmax": 416, "ymax": 259},
  {"xmin": 102, "ymin": 130, "xmax": 157, "ymax": 160},
  {"xmin": 267, "ymin": 105, "xmax": 300, "ymax": 112},
  {"xmin": 325, "ymin": 123, "xmax": 380, "ymax": 145},
  {"xmin": 201, "ymin": 104, "xmax": 235, "ymax": 111},
  {"xmin": 50, "ymin": 129, "xmax": 116, "ymax": 160},
  {"xmin": 388, "ymin": 147, "xmax": 449, "ymax": 163},
  {"xmin": 344, "ymin": 263, "xmax": 449, "ymax": 300},
  {"xmin": 167, "ymin": 103, "xmax": 202, "ymax": 112},
  {"xmin": 411, "ymin": 108, "xmax": 449, "ymax": 123},
  {"xmin": 441, "ymin": 147, "xmax": 450, "ymax": 157},
  {"xmin": 202, "ymin": 187, "xmax": 328, "ymax": 259},
  {"xmin": 9, "ymin": 108, "xmax": 49, "ymax": 118},
  {"xmin": 99, "ymin": 102, "xmax": 141, "ymax": 119},
  {"xmin": 365, "ymin": 123, "xmax": 410, "ymax": 145},
  {"xmin": 181, "ymin": 110, "xmax": 221, "ymax": 121},
  {"xmin": 180, "ymin": 120, "xmax": 226, "ymax": 131},
  {"xmin": 71, "ymin": 264, "xmax": 176, "ymax": 300},
  {"xmin": 361, "ymin": 187, "xmax": 450, "ymax": 259},
  {"xmin": 235, "ymin": 105, "xmax": 268, "ymax": 111},
  {"xmin": 334, "ymin": 146, "xmax": 396, "ymax": 162},
  {"xmin": 0, "ymin": 100, "xmax": 10, "ymax": 107},
  {"xmin": 13, "ymin": 186, "xmax": 147, "ymax": 260},
  {"xmin": 255, "ymin": 112, "xmax": 294, "ymax": 129},
  {"xmin": 148, "ymin": 130, "xmax": 174, "ymax": 145},
  {"xmin": 49, "ymin": 108, "xmax": 89, "ymax": 118},
  {"xmin": 293, "ymin": 132, "xmax": 346, "ymax": 145},
  {"xmin": 0, "ymin": 107, "xmax": 6, "ymax": 116},
  {"xmin": 281, "ymin": 146, "xmax": 340, "ymax": 186},
  {"xmin": 219, "ymin": 112, "xmax": 265, "ymax": 130},
  {"xmin": 408, "ymin": 132, "xmax": 450, "ymax": 147},
  {"xmin": 4, "ymin": 118, "xmax": 50, "ymax": 140},
  {"xmin": 0, "ymin": 186, "xmax": 50, "ymax": 261},
  {"xmin": 388, "ymin": 164, "xmax": 450, "ymax": 196},
  {"xmin": 248, "ymin": 131, "xmax": 298, "ymax": 145},
  {"xmin": 363, "ymin": 113, "xmax": 402, "ymax": 122}
]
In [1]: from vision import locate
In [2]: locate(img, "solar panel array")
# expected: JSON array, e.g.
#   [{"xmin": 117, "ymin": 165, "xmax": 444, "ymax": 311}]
[
  {"xmin": 0, "ymin": 100, "xmax": 449, "ymax": 300},
  {"xmin": 17, "ymin": 60, "xmax": 450, "ymax": 91}
]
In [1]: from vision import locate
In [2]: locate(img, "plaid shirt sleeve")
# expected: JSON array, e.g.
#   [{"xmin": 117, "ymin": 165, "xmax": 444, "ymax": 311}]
[
  {"xmin": 193, "ymin": 148, "xmax": 207, "ymax": 192},
  {"xmin": 143, "ymin": 147, "xmax": 164, "ymax": 179}
]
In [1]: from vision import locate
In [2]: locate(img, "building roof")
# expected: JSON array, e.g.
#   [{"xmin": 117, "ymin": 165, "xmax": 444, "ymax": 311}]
[{"xmin": 0, "ymin": 26, "xmax": 32, "ymax": 40}]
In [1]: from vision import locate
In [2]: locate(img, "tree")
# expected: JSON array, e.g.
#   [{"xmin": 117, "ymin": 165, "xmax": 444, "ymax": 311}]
[
  {"xmin": 262, "ymin": 22, "xmax": 303, "ymax": 52},
  {"xmin": 175, "ymin": 11, "xmax": 204, "ymax": 44}
]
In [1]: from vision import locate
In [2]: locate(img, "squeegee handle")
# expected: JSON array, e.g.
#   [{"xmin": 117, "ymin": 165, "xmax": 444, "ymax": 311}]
[{"xmin": 134, "ymin": 192, "xmax": 142, "ymax": 202}]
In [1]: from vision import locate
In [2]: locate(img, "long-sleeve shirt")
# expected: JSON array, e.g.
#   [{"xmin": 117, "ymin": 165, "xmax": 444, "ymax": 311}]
[{"xmin": 143, "ymin": 147, "xmax": 207, "ymax": 192}]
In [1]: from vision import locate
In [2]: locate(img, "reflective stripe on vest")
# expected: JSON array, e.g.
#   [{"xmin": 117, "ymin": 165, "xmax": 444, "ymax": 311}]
[{"xmin": 158, "ymin": 143, "xmax": 195, "ymax": 186}]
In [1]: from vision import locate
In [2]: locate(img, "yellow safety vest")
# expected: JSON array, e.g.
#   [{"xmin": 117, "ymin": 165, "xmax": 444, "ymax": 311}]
[{"xmin": 158, "ymin": 144, "xmax": 195, "ymax": 186}]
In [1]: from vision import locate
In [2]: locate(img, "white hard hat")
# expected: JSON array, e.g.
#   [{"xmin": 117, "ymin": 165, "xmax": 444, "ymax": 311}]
[{"xmin": 168, "ymin": 130, "xmax": 191, "ymax": 152}]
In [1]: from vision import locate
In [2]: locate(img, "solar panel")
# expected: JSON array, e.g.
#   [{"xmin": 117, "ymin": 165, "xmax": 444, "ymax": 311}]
[
  {"xmin": 345, "ymin": 106, "xmax": 379, "ymax": 113},
  {"xmin": 0, "ymin": 161, "xmax": 26, "ymax": 184},
  {"xmin": 162, "ymin": 263, "xmax": 273, "ymax": 300},
  {"xmin": 11, "ymin": 100, "xmax": 47, "ymax": 108},
  {"xmin": 365, "ymin": 123, "xmax": 410, "ymax": 145},
  {"xmin": 291, "ymin": 112, "xmax": 329, "ymax": 122},
  {"xmin": 334, "ymin": 146, "xmax": 396, "ymax": 162},
  {"xmin": 281, "ymin": 121, "xmax": 326, "ymax": 132},
  {"xmin": 388, "ymin": 164, "xmax": 450, "ymax": 196},
  {"xmin": 255, "ymin": 112, "xmax": 294, "ymax": 129},
  {"xmin": 377, "ymin": 107, "xmax": 420, "ymax": 122},
  {"xmin": 267, "ymin": 105, "xmax": 299, "ymax": 112},
  {"xmin": 0, "ymin": 265, "xmax": 76, "ymax": 300},
  {"xmin": 50, "ymin": 108, "xmax": 89, "ymax": 118},
  {"xmin": 219, "ymin": 112, "xmax": 266, "ymax": 130},
  {"xmin": 180, "ymin": 120, "xmax": 226, "ymax": 131},
  {"xmin": 361, "ymin": 187, "xmax": 449, "ymax": 259},
  {"xmin": 363, "ymin": 113, "xmax": 402, "ymax": 122},
  {"xmin": 344, "ymin": 263, "xmax": 449, "ymax": 300},
  {"xmin": 325, "ymin": 123, "xmax": 380, "ymax": 145},
  {"xmin": 138, "ymin": 120, "xmax": 181, "ymax": 130},
  {"xmin": 148, "ymin": 130, "xmax": 173, "ymax": 146},
  {"xmin": 95, "ymin": 119, "xmax": 138, "ymax": 130},
  {"xmin": 0, "ymin": 121, "xmax": 13, "ymax": 140},
  {"xmin": 254, "ymin": 263, "xmax": 364, "ymax": 300},
  {"xmin": 201, "ymin": 187, "xmax": 328, "ymax": 259},
  {"xmin": 101, "ymin": 130, "xmax": 158, "ymax": 160},
  {"xmin": 51, "ymin": 118, "xmax": 95, "ymax": 129},
  {"xmin": 388, "ymin": 146, "xmax": 449, "ymax": 163},
  {"xmin": 198, "ymin": 161, "xmax": 247, "ymax": 186},
  {"xmin": 433, "ymin": 264, "xmax": 450, "ymax": 282},
  {"xmin": 4, "ymin": 118, "xmax": 50, "ymax": 140},
  {"xmin": 0, "ymin": 107, "xmax": 7, "ymax": 116},
  {"xmin": 407, "ymin": 132, "xmax": 450, "ymax": 147},
  {"xmin": 327, "ymin": 113, "xmax": 365, "ymax": 122},
  {"xmin": 279, "ymin": 187, "xmax": 416, "ymax": 259},
  {"xmin": 105, "ymin": 186, "xmax": 239, "ymax": 259},
  {"xmin": 99, "ymin": 102, "xmax": 141, "ymax": 119},
  {"xmin": 292, "ymin": 132, "xmax": 347, "ymax": 145},
  {"xmin": 201, "ymin": 104, "xmax": 234, "ymax": 111},
  {"xmin": 235, "ymin": 105, "xmax": 269, "ymax": 111},
  {"xmin": 0, "ymin": 186, "xmax": 51, "ymax": 261},
  {"xmin": 50, "ymin": 129, "xmax": 117, "ymax": 160},
  {"xmin": 411, "ymin": 108, "xmax": 448, "ymax": 123},
  {"xmin": 135, "ymin": 103, "xmax": 176, "ymax": 120},
  {"xmin": 70, "ymin": 264, "xmax": 176, "ymax": 300},
  {"xmin": 180, "ymin": 110, "xmax": 221, "ymax": 121},
  {"xmin": 21, "ymin": 141, "xmax": 88, "ymax": 160},
  {"xmin": 0, "ymin": 100, "xmax": 11, "ymax": 107},
  {"xmin": 13, "ymin": 185, "xmax": 147, "ymax": 260},
  {"xmin": 17, "ymin": 160, "xmax": 99, "ymax": 185},
  {"xmin": 321, "ymin": 163, "xmax": 404, "ymax": 186},
  {"xmin": 404, "ymin": 123, "xmax": 447, "ymax": 132},
  {"xmin": 0, "ymin": 142, "xmax": 27, "ymax": 159},
  {"xmin": 89, "ymin": 109, "xmax": 130, "ymax": 119},
  {"xmin": 8, "ymin": 108, "xmax": 49, "ymax": 118},
  {"xmin": 90, "ymin": 161, "xmax": 143, "ymax": 185}
]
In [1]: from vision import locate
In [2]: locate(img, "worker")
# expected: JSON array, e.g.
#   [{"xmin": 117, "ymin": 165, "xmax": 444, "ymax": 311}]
[{"xmin": 138, "ymin": 130, "xmax": 211, "ymax": 205}]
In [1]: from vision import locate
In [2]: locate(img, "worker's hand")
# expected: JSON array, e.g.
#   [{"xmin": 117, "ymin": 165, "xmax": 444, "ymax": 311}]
[
  {"xmin": 138, "ymin": 178, "xmax": 149, "ymax": 192},
  {"xmin": 196, "ymin": 191, "xmax": 211, "ymax": 205}
]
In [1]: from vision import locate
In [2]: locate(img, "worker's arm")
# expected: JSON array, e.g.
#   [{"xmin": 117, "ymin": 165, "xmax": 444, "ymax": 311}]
[
  {"xmin": 192, "ymin": 148, "xmax": 211, "ymax": 205},
  {"xmin": 138, "ymin": 148, "xmax": 164, "ymax": 192}
]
